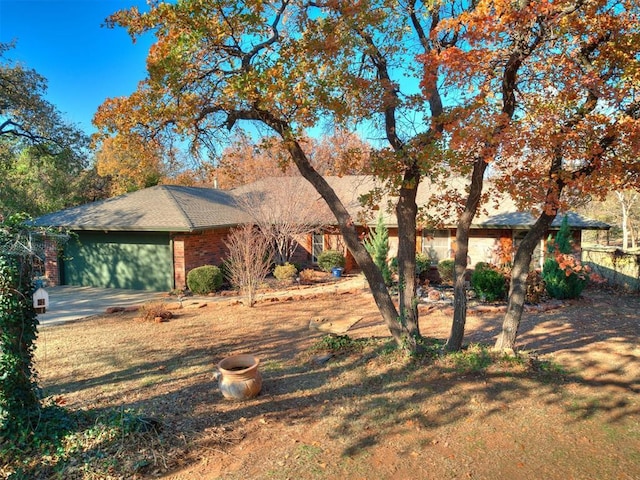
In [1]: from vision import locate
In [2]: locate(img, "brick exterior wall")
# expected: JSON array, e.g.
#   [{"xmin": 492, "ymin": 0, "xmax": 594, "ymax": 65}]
[
  {"xmin": 43, "ymin": 224, "xmax": 586, "ymax": 291},
  {"xmin": 172, "ymin": 229, "xmax": 233, "ymax": 290},
  {"xmin": 44, "ymin": 239, "xmax": 60, "ymax": 286}
]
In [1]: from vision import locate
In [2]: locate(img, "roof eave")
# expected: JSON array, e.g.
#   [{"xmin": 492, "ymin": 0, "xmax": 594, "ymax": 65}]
[
  {"xmin": 56, "ymin": 223, "xmax": 247, "ymax": 233},
  {"xmin": 474, "ymin": 223, "xmax": 610, "ymax": 230}
]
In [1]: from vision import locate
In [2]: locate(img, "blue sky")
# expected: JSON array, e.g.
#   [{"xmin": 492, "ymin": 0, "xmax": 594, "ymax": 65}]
[{"xmin": 0, "ymin": 0, "xmax": 154, "ymax": 135}]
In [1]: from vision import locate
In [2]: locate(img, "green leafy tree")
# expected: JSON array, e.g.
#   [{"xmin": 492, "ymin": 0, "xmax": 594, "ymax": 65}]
[
  {"xmin": 0, "ymin": 43, "xmax": 96, "ymax": 216},
  {"xmin": 95, "ymin": 0, "xmax": 460, "ymax": 353},
  {"xmin": 364, "ymin": 214, "xmax": 392, "ymax": 286}
]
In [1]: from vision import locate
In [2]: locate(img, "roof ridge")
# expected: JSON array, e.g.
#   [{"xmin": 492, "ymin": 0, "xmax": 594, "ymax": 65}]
[{"xmin": 159, "ymin": 185, "xmax": 197, "ymax": 230}]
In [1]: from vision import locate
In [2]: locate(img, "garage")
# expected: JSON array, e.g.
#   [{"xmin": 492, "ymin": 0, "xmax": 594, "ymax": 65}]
[
  {"xmin": 63, "ymin": 231, "xmax": 173, "ymax": 291},
  {"xmin": 33, "ymin": 185, "xmax": 251, "ymax": 291}
]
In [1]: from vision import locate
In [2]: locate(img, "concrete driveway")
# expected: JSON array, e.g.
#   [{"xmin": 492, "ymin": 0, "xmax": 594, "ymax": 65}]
[
  {"xmin": 37, "ymin": 286, "xmax": 163, "ymax": 327},
  {"xmin": 36, "ymin": 275, "xmax": 369, "ymax": 328}
]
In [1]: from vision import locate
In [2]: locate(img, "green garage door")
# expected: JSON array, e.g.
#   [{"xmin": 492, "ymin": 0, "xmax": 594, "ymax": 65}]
[{"xmin": 63, "ymin": 232, "xmax": 173, "ymax": 291}]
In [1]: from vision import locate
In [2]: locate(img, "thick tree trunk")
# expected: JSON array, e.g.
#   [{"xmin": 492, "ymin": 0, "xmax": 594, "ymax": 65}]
[
  {"xmin": 276, "ymin": 134, "xmax": 415, "ymax": 348},
  {"xmin": 446, "ymin": 159, "xmax": 488, "ymax": 351},
  {"xmin": 396, "ymin": 182, "xmax": 420, "ymax": 341},
  {"xmin": 250, "ymin": 108, "xmax": 423, "ymax": 351},
  {"xmin": 494, "ymin": 211, "xmax": 557, "ymax": 351}
]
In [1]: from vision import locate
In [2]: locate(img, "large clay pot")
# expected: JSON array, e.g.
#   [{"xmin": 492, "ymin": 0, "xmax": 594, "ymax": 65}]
[{"xmin": 217, "ymin": 354, "xmax": 262, "ymax": 400}]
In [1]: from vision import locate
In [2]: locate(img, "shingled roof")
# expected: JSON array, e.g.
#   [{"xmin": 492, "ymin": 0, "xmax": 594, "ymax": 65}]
[
  {"xmin": 34, "ymin": 176, "xmax": 609, "ymax": 232},
  {"xmin": 33, "ymin": 185, "xmax": 251, "ymax": 232},
  {"xmin": 324, "ymin": 176, "xmax": 608, "ymax": 230}
]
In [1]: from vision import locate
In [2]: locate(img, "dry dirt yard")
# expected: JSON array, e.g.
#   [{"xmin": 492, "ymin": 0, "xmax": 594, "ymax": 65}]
[{"xmin": 32, "ymin": 277, "xmax": 639, "ymax": 480}]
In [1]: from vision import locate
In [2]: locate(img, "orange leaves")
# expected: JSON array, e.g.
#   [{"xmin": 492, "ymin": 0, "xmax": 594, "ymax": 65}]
[
  {"xmin": 92, "ymin": 0, "xmax": 640, "ymax": 217},
  {"xmin": 553, "ymin": 251, "xmax": 591, "ymax": 281}
]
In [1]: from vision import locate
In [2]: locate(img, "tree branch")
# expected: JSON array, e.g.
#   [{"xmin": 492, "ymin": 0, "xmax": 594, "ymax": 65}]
[{"xmin": 242, "ymin": 0, "xmax": 290, "ymax": 70}]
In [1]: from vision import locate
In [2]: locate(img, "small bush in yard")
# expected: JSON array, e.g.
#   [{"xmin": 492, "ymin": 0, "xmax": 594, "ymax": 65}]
[
  {"xmin": 471, "ymin": 262, "xmax": 507, "ymax": 302},
  {"xmin": 317, "ymin": 250, "xmax": 346, "ymax": 272},
  {"xmin": 274, "ymin": 263, "xmax": 297, "ymax": 281},
  {"xmin": 543, "ymin": 256, "xmax": 588, "ymax": 299},
  {"xmin": 437, "ymin": 259, "xmax": 455, "ymax": 284},
  {"xmin": 299, "ymin": 268, "xmax": 317, "ymax": 284},
  {"xmin": 139, "ymin": 301, "xmax": 173, "ymax": 322},
  {"xmin": 187, "ymin": 265, "xmax": 223, "ymax": 294},
  {"xmin": 415, "ymin": 252, "xmax": 432, "ymax": 277},
  {"xmin": 312, "ymin": 334, "xmax": 358, "ymax": 352}
]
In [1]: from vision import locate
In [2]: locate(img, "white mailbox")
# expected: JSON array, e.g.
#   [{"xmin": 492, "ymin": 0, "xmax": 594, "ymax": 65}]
[{"xmin": 33, "ymin": 288, "xmax": 49, "ymax": 314}]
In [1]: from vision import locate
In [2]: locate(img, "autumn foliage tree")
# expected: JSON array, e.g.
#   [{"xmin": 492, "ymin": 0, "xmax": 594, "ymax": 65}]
[
  {"xmin": 96, "ymin": 0, "xmax": 639, "ymax": 355},
  {"xmin": 94, "ymin": 134, "xmax": 165, "ymax": 195},
  {"xmin": 417, "ymin": 0, "xmax": 639, "ymax": 351},
  {"xmin": 96, "ymin": 0, "xmax": 468, "ymax": 353},
  {"xmin": 214, "ymin": 133, "xmax": 300, "ymax": 189},
  {"xmin": 214, "ymin": 129, "xmax": 372, "ymax": 189},
  {"xmin": 308, "ymin": 129, "xmax": 372, "ymax": 176},
  {"xmin": 484, "ymin": 0, "xmax": 640, "ymax": 351},
  {"xmin": 421, "ymin": 0, "xmax": 546, "ymax": 351}
]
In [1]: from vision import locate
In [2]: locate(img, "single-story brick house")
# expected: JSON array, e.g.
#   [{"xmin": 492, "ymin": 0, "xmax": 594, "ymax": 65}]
[
  {"xmin": 34, "ymin": 176, "xmax": 609, "ymax": 291},
  {"xmin": 34, "ymin": 186, "xmax": 252, "ymax": 291}
]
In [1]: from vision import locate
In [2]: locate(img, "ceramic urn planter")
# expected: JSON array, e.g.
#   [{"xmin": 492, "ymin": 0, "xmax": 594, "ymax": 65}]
[{"xmin": 217, "ymin": 354, "xmax": 262, "ymax": 400}]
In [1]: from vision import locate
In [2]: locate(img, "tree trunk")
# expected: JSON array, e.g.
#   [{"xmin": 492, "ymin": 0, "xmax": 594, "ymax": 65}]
[
  {"xmin": 279, "ymin": 134, "xmax": 415, "ymax": 348},
  {"xmin": 621, "ymin": 201, "xmax": 629, "ymax": 250},
  {"xmin": 494, "ymin": 211, "xmax": 557, "ymax": 351},
  {"xmin": 446, "ymin": 159, "xmax": 488, "ymax": 351},
  {"xmin": 396, "ymin": 181, "xmax": 420, "ymax": 341}
]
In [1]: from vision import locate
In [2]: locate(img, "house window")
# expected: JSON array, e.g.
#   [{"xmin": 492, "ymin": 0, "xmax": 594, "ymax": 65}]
[
  {"xmin": 312, "ymin": 233, "xmax": 324, "ymax": 264},
  {"xmin": 422, "ymin": 230, "xmax": 450, "ymax": 264}
]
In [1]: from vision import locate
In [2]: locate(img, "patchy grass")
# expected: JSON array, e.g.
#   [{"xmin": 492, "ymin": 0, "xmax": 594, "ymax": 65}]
[{"xmin": 5, "ymin": 286, "xmax": 640, "ymax": 479}]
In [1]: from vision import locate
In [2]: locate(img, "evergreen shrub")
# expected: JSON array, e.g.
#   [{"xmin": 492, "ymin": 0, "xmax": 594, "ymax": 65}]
[
  {"xmin": 364, "ymin": 215, "xmax": 392, "ymax": 285},
  {"xmin": 542, "ymin": 216, "xmax": 589, "ymax": 299},
  {"xmin": 471, "ymin": 262, "xmax": 507, "ymax": 302},
  {"xmin": 543, "ymin": 257, "xmax": 588, "ymax": 299},
  {"xmin": 187, "ymin": 265, "xmax": 223, "ymax": 294},
  {"xmin": 415, "ymin": 253, "xmax": 431, "ymax": 277},
  {"xmin": 317, "ymin": 250, "xmax": 346, "ymax": 272},
  {"xmin": 437, "ymin": 259, "xmax": 455, "ymax": 284}
]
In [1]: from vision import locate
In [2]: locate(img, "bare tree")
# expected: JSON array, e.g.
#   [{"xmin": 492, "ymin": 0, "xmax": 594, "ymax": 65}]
[
  {"xmin": 615, "ymin": 190, "xmax": 639, "ymax": 251},
  {"xmin": 224, "ymin": 224, "xmax": 273, "ymax": 307},
  {"xmin": 235, "ymin": 177, "xmax": 331, "ymax": 265}
]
